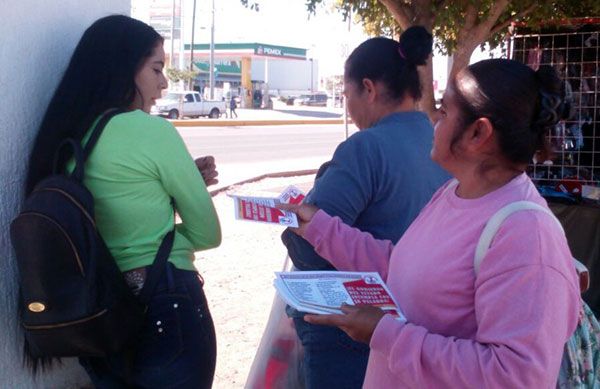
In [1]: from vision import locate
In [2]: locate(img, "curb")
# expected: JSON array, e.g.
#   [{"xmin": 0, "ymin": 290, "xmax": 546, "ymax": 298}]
[
  {"xmin": 171, "ymin": 118, "xmax": 347, "ymax": 127},
  {"xmin": 209, "ymin": 169, "xmax": 318, "ymax": 197}
]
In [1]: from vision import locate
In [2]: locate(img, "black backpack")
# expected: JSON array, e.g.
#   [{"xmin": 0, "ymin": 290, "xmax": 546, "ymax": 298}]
[{"xmin": 10, "ymin": 109, "xmax": 174, "ymax": 358}]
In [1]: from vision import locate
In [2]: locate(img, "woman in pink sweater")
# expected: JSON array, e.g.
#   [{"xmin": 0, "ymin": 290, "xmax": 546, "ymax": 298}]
[{"xmin": 283, "ymin": 59, "xmax": 581, "ymax": 388}]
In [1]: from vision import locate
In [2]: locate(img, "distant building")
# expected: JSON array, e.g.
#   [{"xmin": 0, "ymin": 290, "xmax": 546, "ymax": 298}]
[
  {"xmin": 132, "ymin": 0, "xmax": 319, "ymax": 107},
  {"xmin": 186, "ymin": 42, "xmax": 318, "ymax": 103}
]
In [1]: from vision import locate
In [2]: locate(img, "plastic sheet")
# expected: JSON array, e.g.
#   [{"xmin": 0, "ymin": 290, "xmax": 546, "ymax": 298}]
[{"xmin": 245, "ymin": 256, "xmax": 305, "ymax": 389}]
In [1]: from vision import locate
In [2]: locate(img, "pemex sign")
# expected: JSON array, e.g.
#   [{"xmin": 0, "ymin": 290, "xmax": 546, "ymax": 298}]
[{"xmin": 255, "ymin": 44, "xmax": 305, "ymax": 59}]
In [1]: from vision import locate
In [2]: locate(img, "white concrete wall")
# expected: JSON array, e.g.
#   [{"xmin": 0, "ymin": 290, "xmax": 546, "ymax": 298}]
[
  {"xmin": 0, "ymin": 1, "xmax": 129, "ymax": 387},
  {"xmin": 251, "ymin": 58, "xmax": 319, "ymax": 95}
]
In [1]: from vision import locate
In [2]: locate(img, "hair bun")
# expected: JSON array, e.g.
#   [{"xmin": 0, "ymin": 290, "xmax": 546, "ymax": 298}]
[
  {"xmin": 399, "ymin": 26, "xmax": 433, "ymax": 66},
  {"xmin": 533, "ymin": 65, "xmax": 563, "ymax": 132}
]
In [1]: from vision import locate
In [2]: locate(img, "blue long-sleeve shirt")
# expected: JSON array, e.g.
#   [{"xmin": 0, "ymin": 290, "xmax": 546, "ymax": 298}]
[{"xmin": 282, "ymin": 111, "xmax": 449, "ymax": 270}]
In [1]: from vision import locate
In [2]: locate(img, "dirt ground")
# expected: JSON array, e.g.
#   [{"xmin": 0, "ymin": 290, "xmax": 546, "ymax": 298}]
[{"xmin": 194, "ymin": 174, "xmax": 314, "ymax": 389}]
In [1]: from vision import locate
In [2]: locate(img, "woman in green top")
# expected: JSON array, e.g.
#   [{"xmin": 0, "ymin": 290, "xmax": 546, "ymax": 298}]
[{"xmin": 26, "ymin": 15, "xmax": 221, "ymax": 388}]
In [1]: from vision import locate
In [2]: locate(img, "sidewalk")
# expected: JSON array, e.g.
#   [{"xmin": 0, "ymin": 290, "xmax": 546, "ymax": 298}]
[
  {"xmin": 186, "ymin": 106, "xmax": 338, "ymax": 387},
  {"xmin": 172, "ymin": 101, "xmax": 349, "ymax": 127},
  {"xmin": 197, "ymin": 174, "xmax": 316, "ymax": 388},
  {"xmin": 209, "ymin": 157, "xmax": 325, "ymax": 195},
  {"xmin": 226, "ymin": 101, "xmax": 345, "ymax": 120}
]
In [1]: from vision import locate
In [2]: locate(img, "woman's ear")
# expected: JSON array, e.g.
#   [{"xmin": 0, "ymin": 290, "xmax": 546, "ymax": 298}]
[
  {"xmin": 362, "ymin": 78, "xmax": 377, "ymax": 103},
  {"xmin": 465, "ymin": 117, "xmax": 495, "ymax": 152}
]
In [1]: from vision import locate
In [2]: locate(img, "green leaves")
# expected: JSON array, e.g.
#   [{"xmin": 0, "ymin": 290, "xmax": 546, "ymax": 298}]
[
  {"xmin": 301, "ymin": 0, "xmax": 599, "ymax": 54},
  {"xmin": 241, "ymin": 0, "xmax": 598, "ymax": 115},
  {"xmin": 165, "ymin": 68, "xmax": 199, "ymax": 84}
]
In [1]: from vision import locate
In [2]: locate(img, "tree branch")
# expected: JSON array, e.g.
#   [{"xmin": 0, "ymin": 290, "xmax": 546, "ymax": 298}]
[
  {"xmin": 489, "ymin": 3, "xmax": 538, "ymax": 36},
  {"xmin": 478, "ymin": 0, "xmax": 511, "ymax": 34},
  {"xmin": 459, "ymin": 0, "xmax": 510, "ymax": 48},
  {"xmin": 455, "ymin": 2, "xmax": 479, "ymax": 43},
  {"xmin": 452, "ymin": 0, "xmax": 511, "ymax": 75},
  {"xmin": 463, "ymin": 3, "xmax": 478, "ymax": 30},
  {"xmin": 412, "ymin": 0, "xmax": 434, "ymax": 26},
  {"xmin": 379, "ymin": 0, "xmax": 414, "ymax": 30}
]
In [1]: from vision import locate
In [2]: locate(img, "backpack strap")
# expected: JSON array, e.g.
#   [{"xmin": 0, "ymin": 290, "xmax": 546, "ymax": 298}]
[
  {"xmin": 445, "ymin": 178, "xmax": 459, "ymax": 193},
  {"xmin": 82, "ymin": 108, "xmax": 175, "ymax": 305},
  {"xmin": 83, "ymin": 108, "xmax": 173, "ymax": 304},
  {"xmin": 473, "ymin": 201, "xmax": 589, "ymax": 292},
  {"xmin": 474, "ymin": 201, "xmax": 563, "ymax": 277},
  {"xmin": 53, "ymin": 138, "xmax": 85, "ymax": 179},
  {"xmin": 138, "ymin": 228, "xmax": 175, "ymax": 305},
  {"xmin": 137, "ymin": 196, "xmax": 177, "ymax": 305},
  {"xmin": 82, "ymin": 108, "xmax": 126, "ymax": 162},
  {"xmin": 53, "ymin": 108, "xmax": 126, "ymax": 182}
]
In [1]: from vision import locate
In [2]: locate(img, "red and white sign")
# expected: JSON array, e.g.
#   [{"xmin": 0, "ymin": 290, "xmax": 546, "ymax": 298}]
[{"xmin": 229, "ymin": 185, "xmax": 305, "ymax": 227}]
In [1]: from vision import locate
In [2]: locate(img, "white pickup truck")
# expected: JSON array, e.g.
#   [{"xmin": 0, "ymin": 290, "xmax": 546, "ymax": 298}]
[{"xmin": 151, "ymin": 91, "xmax": 226, "ymax": 119}]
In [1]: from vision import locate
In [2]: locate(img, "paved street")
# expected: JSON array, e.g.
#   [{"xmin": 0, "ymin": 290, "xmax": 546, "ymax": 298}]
[{"xmin": 177, "ymin": 122, "xmax": 358, "ymax": 189}]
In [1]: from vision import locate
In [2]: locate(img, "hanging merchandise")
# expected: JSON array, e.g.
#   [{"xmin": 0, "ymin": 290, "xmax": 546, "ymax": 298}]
[{"xmin": 512, "ymin": 21, "xmax": 600, "ymax": 192}]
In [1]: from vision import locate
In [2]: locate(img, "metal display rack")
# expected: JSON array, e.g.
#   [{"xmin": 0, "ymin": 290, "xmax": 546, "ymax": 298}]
[{"xmin": 510, "ymin": 21, "xmax": 599, "ymax": 193}]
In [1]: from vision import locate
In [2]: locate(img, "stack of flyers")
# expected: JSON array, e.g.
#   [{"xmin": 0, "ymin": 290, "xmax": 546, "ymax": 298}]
[
  {"xmin": 274, "ymin": 271, "xmax": 405, "ymax": 320},
  {"xmin": 228, "ymin": 185, "xmax": 305, "ymax": 227},
  {"xmin": 277, "ymin": 185, "xmax": 305, "ymax": 205}
]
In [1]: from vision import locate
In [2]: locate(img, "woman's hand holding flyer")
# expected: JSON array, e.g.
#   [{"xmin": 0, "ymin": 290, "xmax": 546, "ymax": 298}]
[{"xmin": 228, "ymin": 185, "xmax": 305, "ymax": 227}]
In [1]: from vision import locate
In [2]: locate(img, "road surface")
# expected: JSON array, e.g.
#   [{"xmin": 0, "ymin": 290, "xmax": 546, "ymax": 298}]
[{"xmin": 177, "ymin": 123, "xmax": 358, "ymax": 189}]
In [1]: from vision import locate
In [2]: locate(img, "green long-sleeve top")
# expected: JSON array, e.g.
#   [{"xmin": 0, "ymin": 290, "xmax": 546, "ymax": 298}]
[{"xmin": 75, "ymin": 110, "xmax": 221, "ymax": 272}]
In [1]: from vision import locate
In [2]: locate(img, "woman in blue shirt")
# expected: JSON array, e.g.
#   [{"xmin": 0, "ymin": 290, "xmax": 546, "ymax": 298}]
[{"xmin": 281, "ymin": 26, "xmax": 449, "ymax": 389}]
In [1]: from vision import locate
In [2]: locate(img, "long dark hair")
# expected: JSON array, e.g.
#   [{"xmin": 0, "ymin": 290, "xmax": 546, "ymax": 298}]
[
  {"xmin": 345, "ymin": 26, "xmax": 432, "ymax": 102},
  {"xmin": 25, "ymin": 15, "xmax": 163, "ymax": 194},
  {"xmin": 452, "ymin": 59, "xmax": 563, "ymax": 164}
]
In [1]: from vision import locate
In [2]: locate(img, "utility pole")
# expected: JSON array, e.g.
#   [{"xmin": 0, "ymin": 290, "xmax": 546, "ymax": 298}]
[
  {"xmin": 178, "ymin": 0, "xmax": 185, "ymax": 95},
  {"xmin": 178, "ymin": 0, "xmax": 184, "ymax": 73},
  {"xmin": 344, "ymin": 6, "xmax": 351, "ymax": 139},
  {"xmin": 263, "ymin": 57, "xmax": 269, "ymax": 108},
  {"xmin": 190, "ymin": 0, "xmax": 196, "ymax": 71},
  {"xmin": 169, "ymin": 0, "xmax": 175, "ymax": 68},
  {"xmin": 310, "ymin": 58, "xmax": 314, "ymax": 93},
  {"xmin": 209, "ymin": 0, "xmax": 215, "ymax": 100}
]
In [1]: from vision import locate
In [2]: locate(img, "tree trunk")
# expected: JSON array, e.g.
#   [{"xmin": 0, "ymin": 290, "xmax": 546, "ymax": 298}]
[
  {"xmin": 380, "ymin": 0, "xmax": 511, "ymax": 120},
  {"xmin": 418, "ymin": 59, "xmax": 436, "ymax": 119},
  {"xmin": 449, "ymin": 45, "xmax": 476, "ymax": 81},
  {"xmin": 376, "ymin": 0, "xmax": 511, "ymax": 120},
  {"xmin": 447, "ymin": 0, "xmax": 510, "ymax": 83},
  {"xmin": 410, "ymin": 5, "xmax": 436, "ymax": 119}
]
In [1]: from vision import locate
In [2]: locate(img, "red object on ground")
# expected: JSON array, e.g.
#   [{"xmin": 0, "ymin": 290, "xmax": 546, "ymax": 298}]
[
  {"xmin": 263, "ymin": 338, "xmax": 296, "ymax": 389},
  {"xmin": 556, "ymin": 177, "xmax": 583, "ymax": 196}
]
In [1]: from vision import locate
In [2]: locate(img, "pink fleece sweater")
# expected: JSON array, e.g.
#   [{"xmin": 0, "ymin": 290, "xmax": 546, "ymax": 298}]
[{"xmin": 303, "ymin": 173, "xmax": 580, "ymax": 388}]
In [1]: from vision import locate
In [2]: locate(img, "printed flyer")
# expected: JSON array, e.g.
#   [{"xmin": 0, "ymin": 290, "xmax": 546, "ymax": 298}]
[
  {"xmin": 228, "ymin": 185, "xmax": 305, "ymax": 227},
  {"xmin": 274, "ymin": 271, "xmax": 405, "ymax": 320}
]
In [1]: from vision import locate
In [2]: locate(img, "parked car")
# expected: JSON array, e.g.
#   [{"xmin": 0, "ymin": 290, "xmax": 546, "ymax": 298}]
[
  {"xmin": 151, "ymin": 91, "xmax": 226, "ymax": 119},
  {"xmin": 292, "ymin": 94, "xmax": 310, "ymax": 106},
  {"xmin": 293, "ymin": 92, "xmax": 328, "ymax": 107}
]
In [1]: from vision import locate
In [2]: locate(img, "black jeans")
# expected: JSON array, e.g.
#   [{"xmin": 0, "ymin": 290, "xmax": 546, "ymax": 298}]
[{"xmin": 80, "ymin": 264, "xmax": 217, "ymax": 388}]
